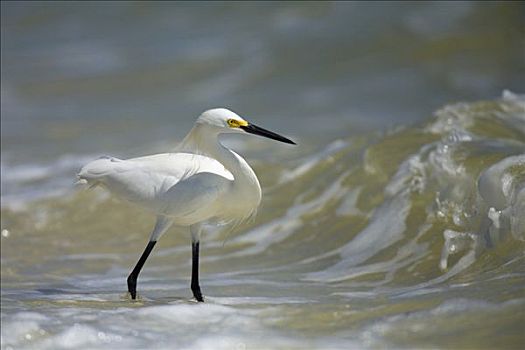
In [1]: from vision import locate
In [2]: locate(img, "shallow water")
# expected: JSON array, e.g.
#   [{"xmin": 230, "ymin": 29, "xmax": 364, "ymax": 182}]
[
  {"xmin": 2, "ymin": 93, "xmax": 525, "ymax": 349},
  {"xmin": 2, "ymin": 2, "xmax": 525, "ymax": 350}
]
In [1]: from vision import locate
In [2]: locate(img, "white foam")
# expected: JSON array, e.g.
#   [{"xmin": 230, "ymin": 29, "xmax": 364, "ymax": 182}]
[
  {"xmin": 478, "ymin": 154, "xmax": 525, "ymax": 210},
  {"xmin": 439, "ymin": 229, "xmax": 480, "ymax": 271},
  {"xmin": 502, "ymin": 90, "xmax": 525, "ymax": 106},
  {"xmin": 357, "ymin": 297, "xmax": 524, "ymax": 348},
  {"xmin": 478, "ymin": 154, "xmax": 525, "ymax": 241},
  {"xmin": 1, "ymin": 312, "xmax": 49, "ymax": 348},
  {"xmin": 137, "ymin": 303, "xmax": 241, "ymax": 323},
  {"xmin": 54, "ymin": 324, "xmax": 101, "ymax": 348}
]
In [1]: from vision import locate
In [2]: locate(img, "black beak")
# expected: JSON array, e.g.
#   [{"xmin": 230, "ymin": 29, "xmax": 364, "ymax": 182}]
[{"xmin": 240, "ymin": 123, "xmax": 296, "ymax": 145}]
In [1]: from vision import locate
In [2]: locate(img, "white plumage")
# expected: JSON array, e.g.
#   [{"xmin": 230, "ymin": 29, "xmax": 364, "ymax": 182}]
[
  {"xmin": 77, "ymin": 108, "xmax": 295, "ymax": 301},
  {"xmin": 78, "ymin": 153, "xmax": 238, "ymax": 226}
]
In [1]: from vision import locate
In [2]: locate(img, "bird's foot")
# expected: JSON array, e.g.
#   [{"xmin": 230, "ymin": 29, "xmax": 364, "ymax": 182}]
[
  {"xmin": 127, "ymin": 275, "xmax": 138, "ymax": 300},
  {"xmin": 192, "ymin": 285, "xmax": 204, "ymax": 302},
  {"xmin": 127, "ymin": 291, "xmax": 140, "ymax": 301},
  {"xmin": 121, "ymin": 291, "xmax": 141, "ymax": 301}
]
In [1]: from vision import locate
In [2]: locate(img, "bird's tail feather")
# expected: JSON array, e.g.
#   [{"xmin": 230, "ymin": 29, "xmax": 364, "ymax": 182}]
[{"xmin": 75, "ymin": 155, "xmax": 118, "ymax": 189}]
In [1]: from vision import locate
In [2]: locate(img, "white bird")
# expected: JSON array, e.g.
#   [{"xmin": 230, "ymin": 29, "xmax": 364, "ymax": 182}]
[{"xmin": 77, "ymin": 108, "xmax": 295, "ymax": 301}]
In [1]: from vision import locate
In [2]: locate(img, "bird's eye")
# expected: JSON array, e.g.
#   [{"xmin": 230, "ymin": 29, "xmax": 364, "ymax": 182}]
[{"xmin": 227, "ymin": 119, "xmax": 239, "ymax": 128}]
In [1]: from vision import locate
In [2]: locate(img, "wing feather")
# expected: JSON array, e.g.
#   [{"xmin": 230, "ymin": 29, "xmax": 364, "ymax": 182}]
[{"xmin": 77, "ymin": 153, "xmax": 233, "ymax": 218}]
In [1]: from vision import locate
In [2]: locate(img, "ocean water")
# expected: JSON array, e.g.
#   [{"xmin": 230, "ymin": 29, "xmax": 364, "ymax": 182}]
[{"xmin": 1, "ymin": 2, "xmax": 525, "ymax": 350}]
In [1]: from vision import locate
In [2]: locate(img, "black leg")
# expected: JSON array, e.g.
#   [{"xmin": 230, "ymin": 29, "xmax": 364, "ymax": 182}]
[
  {"xmin": 191, "ymin": 241, "xmax": 204, "ymax": 302},
  {"xmin": 127, "ymin": 240, "xmax": 157, "ymax": 300}
]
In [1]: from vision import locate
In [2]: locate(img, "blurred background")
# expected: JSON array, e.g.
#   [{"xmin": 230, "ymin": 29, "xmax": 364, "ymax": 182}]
[
  {"xmin": 1, "ymin": 2, "xmax": 525, "ymax": 349},
  {"xmin": 2, "ymin": 1, "xmax": 524, "ymax": 169}
]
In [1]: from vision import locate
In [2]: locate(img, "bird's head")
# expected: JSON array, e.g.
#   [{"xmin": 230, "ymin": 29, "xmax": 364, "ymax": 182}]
[{"xmin": 197, "ymin": 108, "xmax": 296, "ymax": 145}]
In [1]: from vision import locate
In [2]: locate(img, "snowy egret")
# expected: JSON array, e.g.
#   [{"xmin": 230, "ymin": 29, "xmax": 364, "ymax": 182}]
[{"xmin": 77, "ymin": 108, "xmax": 295, "ymax": 301}]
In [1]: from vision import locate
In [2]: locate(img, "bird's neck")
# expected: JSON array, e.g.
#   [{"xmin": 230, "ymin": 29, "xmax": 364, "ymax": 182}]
[{"xmin": 180, "ymin": 124, "xmax": 262, "ymax": 202}]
